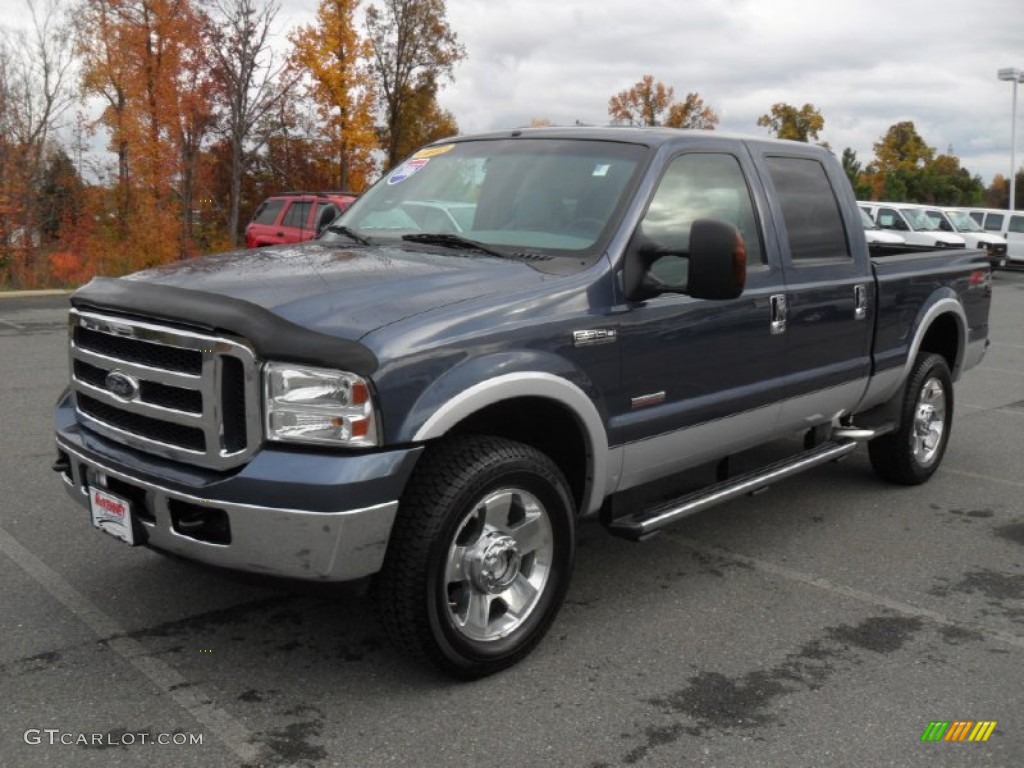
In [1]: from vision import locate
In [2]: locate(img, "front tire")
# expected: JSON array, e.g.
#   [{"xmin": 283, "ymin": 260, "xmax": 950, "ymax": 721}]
[
  {"xmin": 373, "ymin": 436, "xmax": 576, "ymax": 678},
  {"xmin": 868, "ymin": 352, "xmax": 954, "ymax": 485}
]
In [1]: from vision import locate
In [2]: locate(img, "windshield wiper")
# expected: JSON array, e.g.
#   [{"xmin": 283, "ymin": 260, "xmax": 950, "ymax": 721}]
[
  {"xmin": 401, "ymin": 232, "xmax": 509, "ymax": 258},
  {"xmin": 325, "ymin": 224, "xmax": 374, "ymax": 245}
]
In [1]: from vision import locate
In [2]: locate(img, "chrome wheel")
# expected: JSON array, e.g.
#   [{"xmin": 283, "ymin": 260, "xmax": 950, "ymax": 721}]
[
  {"xmin": 444, "ymin": 488, "xmax": 554, "ymax": 643},
  {"xmin": 869, "ymin": 352, "xmax": 954, "ymax": 486},
  {"xmin": 912, "ymin": 375, "xmax": 947, "ymax": 466}
]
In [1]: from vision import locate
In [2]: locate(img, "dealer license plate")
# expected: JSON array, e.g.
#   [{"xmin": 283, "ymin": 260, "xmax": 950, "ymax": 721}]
[{"xmin": 89, "ymin": 487, "xmax": 135, "ymax": 546}]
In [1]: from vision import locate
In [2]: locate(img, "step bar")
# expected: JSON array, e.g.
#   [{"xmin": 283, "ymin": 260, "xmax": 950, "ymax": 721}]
[{"xmin": 607, "ymin": 440, "xmax": 859, "ymax": 540}]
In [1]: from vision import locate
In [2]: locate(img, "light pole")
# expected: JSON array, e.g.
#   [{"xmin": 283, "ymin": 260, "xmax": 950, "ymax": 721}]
[{"xmin": 998, "ymin": 67, "xmax": 1024, "ymax": 211}]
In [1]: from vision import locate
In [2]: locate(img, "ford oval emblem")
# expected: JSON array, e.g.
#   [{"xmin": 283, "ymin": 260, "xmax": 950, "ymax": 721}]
[{"xmin": 105, "ymin": 371, "xmax": 140, "ymax": 400}]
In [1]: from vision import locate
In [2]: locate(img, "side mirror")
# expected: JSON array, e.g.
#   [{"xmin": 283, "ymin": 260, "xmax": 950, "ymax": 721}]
[
  {"xmin": 687, "ymin": 219, "xmax": 747, "ymax": 300},
  {"xmin": 624, "ymin": 219, "xmax": 746, "ymax": 302}
]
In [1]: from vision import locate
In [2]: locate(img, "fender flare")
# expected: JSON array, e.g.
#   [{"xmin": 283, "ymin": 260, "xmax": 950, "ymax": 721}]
[
  {"xmin": 412, "ymin": 371, "xmax": 611, "ymax": 516},
  {"xmin": 903, "ymin": 293, "xmax": 967, "ymax": 382}
]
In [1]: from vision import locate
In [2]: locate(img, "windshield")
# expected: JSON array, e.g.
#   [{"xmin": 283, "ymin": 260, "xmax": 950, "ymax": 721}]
[
  {"xmin": 901, "ymin": 208, "xmax": 940, "ymax": 231},
  {"xmin": 322, "ymin": 138, "xmax": 647, "ymax": 263},
  {"xmin": 859, "ymin": 209, "xmax": 880, "ymax": 230},
  {"xmin": 943, "ymin": 210, "xmax": 984, "ymax": 232}
]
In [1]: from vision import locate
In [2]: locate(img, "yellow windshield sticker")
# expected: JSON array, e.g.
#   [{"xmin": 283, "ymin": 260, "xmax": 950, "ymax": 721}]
[{"xmin": 413, "ymin": 144, "xmax": 456, "ymax": 159}]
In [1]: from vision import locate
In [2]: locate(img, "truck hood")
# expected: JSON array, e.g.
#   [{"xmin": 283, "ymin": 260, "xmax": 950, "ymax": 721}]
[{"xmin": 123, "ymin": 241, "xmax": 553, "ymax": 339}]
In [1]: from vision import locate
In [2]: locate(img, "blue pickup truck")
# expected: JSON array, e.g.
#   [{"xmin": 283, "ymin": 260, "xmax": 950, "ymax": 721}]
[{"xmin": 54, "ymin": 128, "xmax": 991, "ymax": 677}]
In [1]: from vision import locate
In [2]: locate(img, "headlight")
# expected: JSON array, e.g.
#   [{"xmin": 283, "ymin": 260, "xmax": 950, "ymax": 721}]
[{"xmin": 263, "ymin": 363, "xmax": 379, "ymax": 447}]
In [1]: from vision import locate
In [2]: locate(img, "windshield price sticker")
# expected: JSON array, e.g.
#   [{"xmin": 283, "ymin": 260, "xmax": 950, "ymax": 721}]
[
  {"xmin": 89, "ymin": 487, "xmax": 135, "ymax": 545},
  {"xmin": 413, "ymin": 143, "xmax": 455, "ymax": 159},
  {"xmin": 387, "ymin": 158, "xmax": 430, "ymax": 185}
]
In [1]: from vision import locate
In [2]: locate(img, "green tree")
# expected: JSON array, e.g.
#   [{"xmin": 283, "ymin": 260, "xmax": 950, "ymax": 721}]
[
  {"xmin": 37, "ymin": 146, "xmax": 84, "ymax": 241},
  {"xmin": 608, "ymin": 75, "xmax": 718, "ymax": 129},
  {"xmin": 841, "ymin": 147, "xmax": 871, "ymax": 198},
  {"xmin": 365, "ymin": 0, "xmax": 465, "ymax": 170},
  {"xmin": 757, "ymin": 102, "xmax": 824, "ymax": 142},
  {"xmin": 914, "ymin": 153, "xmax": 984, "ymax": 205}
]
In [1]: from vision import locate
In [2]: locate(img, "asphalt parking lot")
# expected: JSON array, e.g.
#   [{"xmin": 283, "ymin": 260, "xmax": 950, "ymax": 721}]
[{"xmin": 1, "ymin": 272, "xmax": 1022, "ymax": 768}]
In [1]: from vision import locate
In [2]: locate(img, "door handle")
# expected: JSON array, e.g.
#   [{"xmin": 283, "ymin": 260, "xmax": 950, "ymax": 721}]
[
  {"xmin": 854, "ymin": 284, "xmax": 868, "ymax": 320},
  {"xmin": 770, "ymin": 294, "xmax": 787, "ymax": 335}
]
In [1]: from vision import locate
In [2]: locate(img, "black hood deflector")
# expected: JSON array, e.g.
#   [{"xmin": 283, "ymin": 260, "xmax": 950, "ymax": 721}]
[{"xmin": 71, "ymin": 277, "xmax": 379, "ymax": 375}]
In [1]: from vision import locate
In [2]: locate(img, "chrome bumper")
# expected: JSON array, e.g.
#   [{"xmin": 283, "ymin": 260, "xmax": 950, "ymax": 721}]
[{"xmin": 56, "ymin": 438, "xmax": 399, "ymax": 582}]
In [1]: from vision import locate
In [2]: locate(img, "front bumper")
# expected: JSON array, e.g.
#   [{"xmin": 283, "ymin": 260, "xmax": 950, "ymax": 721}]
[{"xmin": 55, "ymin": 396, "xmax": 422, "ymax": 582}]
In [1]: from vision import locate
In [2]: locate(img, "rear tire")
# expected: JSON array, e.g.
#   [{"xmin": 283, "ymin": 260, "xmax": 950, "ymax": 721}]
[
  {"xmin": 373, "ymin": 436, "xmax": 575, "ymax": 678},
  {"xmin": 868, "ymin": 352, "xmax": 954, "ymax": 485}
]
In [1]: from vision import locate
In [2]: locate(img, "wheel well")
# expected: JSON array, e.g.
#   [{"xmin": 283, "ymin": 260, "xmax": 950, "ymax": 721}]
[
  {"xmin": 918, "ymin": 313, "xmax": 960, "ymax": 372},
  {"xmin": 444, "ymin": 397, "xmax": 589, "ymax": 514}
]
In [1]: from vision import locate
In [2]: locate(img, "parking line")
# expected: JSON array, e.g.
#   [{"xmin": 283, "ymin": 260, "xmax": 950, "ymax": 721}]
[
  {"xmin": 0, "ymin": 527, "xmax": 269, "ymax": 764},
  {"xmin": 0, "ymin": 317, "xmax": 26, "ymax": 330},
  {"xmin": 945, "ymin": 468, "xmax": 1024, "ymax": 488},
  {"xmin": 670, "ymin": 536, "xmax": 1024, "ymax": 652},
  {"xmin": 977, "ymin": 366, "xmax": 1024, "ymax": 377}
]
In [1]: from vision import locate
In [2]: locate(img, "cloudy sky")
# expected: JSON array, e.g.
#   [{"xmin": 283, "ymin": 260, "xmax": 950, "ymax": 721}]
[{"xmin": 281, "ymin": 0, "xmax": 1024, "ymax": 184}]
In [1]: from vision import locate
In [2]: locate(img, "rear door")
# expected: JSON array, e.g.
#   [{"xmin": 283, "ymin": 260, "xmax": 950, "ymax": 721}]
[
  {"xmin": 278, "ymin": 200, "xmax": 314, "ymax": 243},
  {"xmin": 754, "ymin": 151, "xmax": 873, "ymax": 431}
]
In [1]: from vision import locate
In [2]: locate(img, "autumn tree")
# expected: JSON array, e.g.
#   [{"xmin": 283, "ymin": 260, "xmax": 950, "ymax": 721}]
[
  {"xmin": 289, "ymin": 0, "xmax": 379, "ymax": 191},
  {"xmin": 208, "ymin": 0, "xmax": 294, "ymax": 245},
  {"xmin": 757, "ymin": 102, "xmax": 824, "ymax": 143},
  {"xmin": 365, "ymin": 0, "xmax": 466, "ymax": 169},
  {"xmin": 78, "ymin": 0, "xmax": 218, "ymax": 266},
  {"xmin": 0, "ymin": 0, "xmax": 76, "ymax": 286},
  {"xmin": 608, "ymin": 75, "xmax": 719, "ymax": 129},
  {"xmin": 872, "ymin": 120, "xmax": 934, "ymax": 174},
  {"xmin": 666, "ymin": 92, "xmax": 720, "ymax": 130}
]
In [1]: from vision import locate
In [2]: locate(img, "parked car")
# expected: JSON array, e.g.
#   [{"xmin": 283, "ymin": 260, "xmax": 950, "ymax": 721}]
[
  {"xmin": 245, "ymin": 191, "xmax": 357, "ymax": 248},
  {"xmin": 859, "ymin": 202, "xmax": 967, "ymax": 249},
  {"xmin": 859, "ymin": 208, "xmax": 906, "ymax": 252},
  {"xmin": 962, "ymin": 207, "xmax": 1024, "ymax": 265},
  {"xmin": 916, "ymin": 206, "xmax": 1008, "ymax": 268},
  {"xmin": 56, "ymin": 129, "xmax": 991, "ymax": 678}
]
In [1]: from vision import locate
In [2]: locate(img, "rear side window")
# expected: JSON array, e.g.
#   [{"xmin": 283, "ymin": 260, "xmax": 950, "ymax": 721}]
[
  {"xmin": 282, "ymin": 201, "xmax": 312, "ymax": 229},
  {"xmin": 983, "ymin": 213, "xmax": 1004, "ymax": 232},
  {"xmin": 252, "ymin": 199, "xmax": 284, "ymax": 225},
  {"xmin": 765, "ymin": 156, "xmax": 850, "ymax": 260}
]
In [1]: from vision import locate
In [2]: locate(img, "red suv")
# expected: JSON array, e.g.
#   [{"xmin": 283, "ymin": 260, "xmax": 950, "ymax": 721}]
[{"xmin": 245, "ymin": 191, "xmax": 357, "ymax": 248}]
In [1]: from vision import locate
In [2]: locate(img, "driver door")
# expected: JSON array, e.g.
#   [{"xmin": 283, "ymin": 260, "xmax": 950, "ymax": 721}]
[{"xmin": 614, "ymin": 149, "xmax": 789, "ymax": 490}]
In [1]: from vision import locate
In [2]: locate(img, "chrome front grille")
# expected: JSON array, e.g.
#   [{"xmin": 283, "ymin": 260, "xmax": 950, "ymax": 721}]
[{"xmin": 69, "ymin": 309, "xmax": 261, "ymax": 470}]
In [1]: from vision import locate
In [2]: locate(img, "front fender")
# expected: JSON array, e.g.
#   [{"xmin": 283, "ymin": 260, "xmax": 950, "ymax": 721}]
[{"xmin": 400, "ymin": 352, "xmax": 612, "ymax": 515}]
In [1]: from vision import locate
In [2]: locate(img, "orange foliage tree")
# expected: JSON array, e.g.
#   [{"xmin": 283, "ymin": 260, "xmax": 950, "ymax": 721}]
[
  {"xmin": 288, "ymin": 0, "xmax": 379, "ymax": 192},
  {"xmin": 77, "ymin": 0, "xmax": 217, "ymax": 273},
  {"xmin": 608, "ymin": 75, "xmax": 719, "ymax": 130},
  {"xmin": 0, "ymin": 0, "xmax": 76, "ymax": 288}
]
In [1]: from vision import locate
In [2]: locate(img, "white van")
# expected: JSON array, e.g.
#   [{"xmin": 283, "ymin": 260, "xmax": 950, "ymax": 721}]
[
  {"xmin": 918, "ymin": 206, "xmax": 1008, "ymax": 268},
  {"xmin": 860, "ymin": 202, "xmax": 967, "ymax": 249},
  {"xmin": 963, "ymin": 207, "xmax": 1024, "ymax": 265},
  {"xmin": 859, "ymin": 208, "xmax": 906, "ymax": 248}
]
